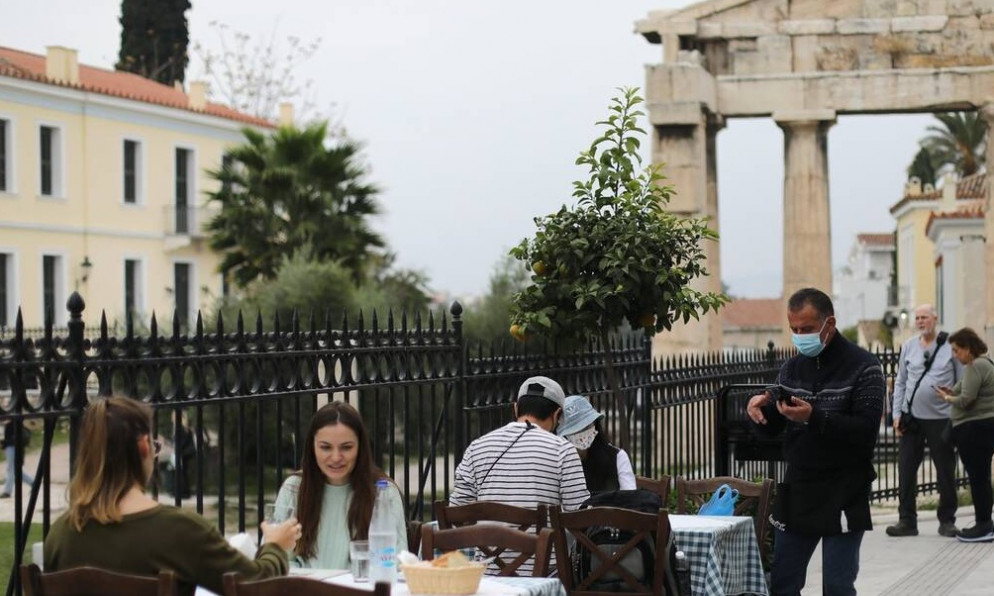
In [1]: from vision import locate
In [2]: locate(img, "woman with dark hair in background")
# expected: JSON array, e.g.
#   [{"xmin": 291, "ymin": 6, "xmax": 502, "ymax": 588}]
[
  {"xmin": 557, "ymin": 395, "xmax": 636, "ymax": 493},
  {"xmin": 936, "ymin": 327, "xmax": 994, "ymax": 542},
  {"xmin": 275, "ymin": 400, "xmax": 407, "ymax": 568},
  {"xmin": 44, "ymin": 397, "xmax": 297, "ymax": 595}
]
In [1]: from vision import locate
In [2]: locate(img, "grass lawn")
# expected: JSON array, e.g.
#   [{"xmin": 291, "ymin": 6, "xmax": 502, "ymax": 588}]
[{"xmin": 0, "ymin": 522, "xmax": 43, "ymax": 595}]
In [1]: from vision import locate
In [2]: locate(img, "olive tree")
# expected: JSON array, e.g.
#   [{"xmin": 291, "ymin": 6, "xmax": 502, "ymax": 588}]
[{"xmin": 509, "ymin": 88, "xmax": 727, "ymax": 449}]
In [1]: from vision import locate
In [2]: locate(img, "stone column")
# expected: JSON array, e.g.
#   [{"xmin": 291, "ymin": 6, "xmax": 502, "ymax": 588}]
[
  {"xmin": 644, "ymin": 59, "xmax": 722, "ymax": 355},
  {"xmin": 980, "ymin": 103, "xmax": 994, "ymax": 347},
  {"xmin": 775, "ymin": 111, "xmax": 837, "ymax": 322},
  {"xmin": 648, "ymin": 110, "xmax": 725, "ymax": 356}
]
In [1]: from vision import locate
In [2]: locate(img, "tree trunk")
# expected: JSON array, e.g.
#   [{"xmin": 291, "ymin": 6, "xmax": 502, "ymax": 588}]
[{"xmin": 600, "ymin": 326, "xmax": 630, "ymax": 452}]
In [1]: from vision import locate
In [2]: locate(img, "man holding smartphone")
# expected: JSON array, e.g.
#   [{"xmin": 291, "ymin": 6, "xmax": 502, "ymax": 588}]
[
  {"xmin": 886, "ymin": 304, "xmax": 962, "ymax": 538},
  {"xmin": 746, "ymin": 288, "xmax": 884, "ymax": 596}
]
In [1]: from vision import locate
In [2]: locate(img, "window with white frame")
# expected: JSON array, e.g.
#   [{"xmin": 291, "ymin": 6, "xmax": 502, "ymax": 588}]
[
  {"xmin": 39, "ymin": 125, "xmax": 64, "ymax": 197},
  {"xmin": 174, "ymin": 262, "xmax": 191, "ymax": 329},
  {"xmin": 0, "ymin": 118, "xmax": 10, "ymax": 193},
  {"xmin": 123, "ymin": 139, "xmax": 143, "ymax": 204},
  {"xmin": 175, "ymin": 148, "xmax": 194, "ymax": 233},
  {"xmin": 42, "ymin": 254, "xmax": 64, "ymax": 323},
  {"xmin": 0, "ymin": 252, "xmax": 12, "ymax": 328},
  {"xmin": 124, "ymin": 258, "xmax": 143, "ymax": 319}
]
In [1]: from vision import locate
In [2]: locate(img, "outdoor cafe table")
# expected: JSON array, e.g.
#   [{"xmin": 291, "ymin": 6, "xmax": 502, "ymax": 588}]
[
  {"xmin": 196, "ymin": 570, "xmax": 566, "ymax": 596},
  {"xmin": 670, "ymin": 514, "xmax": 768, "ymax": 596},
  {"xmin": 329, "ymin": 571, "xmax": 566, "ymax": 596}
]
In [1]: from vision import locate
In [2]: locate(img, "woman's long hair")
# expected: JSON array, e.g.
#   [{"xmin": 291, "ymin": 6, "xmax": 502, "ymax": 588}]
[
  {"xmin": 295, "ymin": 401, "xmax": 384, "ymax": 559},
  {"xmin": 67, "ymin": 396, "xmax": 153, "ymax": 531},
  {"xmin": 583, "ymin": 419, "xmax": 619, "ymax": 492}
]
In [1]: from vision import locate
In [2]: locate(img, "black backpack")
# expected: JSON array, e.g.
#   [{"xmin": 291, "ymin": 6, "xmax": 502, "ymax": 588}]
[{"xmin": 574, "ymin": 489, "xmax": 678, "ymax": 593}]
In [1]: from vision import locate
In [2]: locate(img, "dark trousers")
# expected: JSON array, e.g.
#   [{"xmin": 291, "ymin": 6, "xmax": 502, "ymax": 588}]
[
  {"xmin": 770, "ymin": 529, "xmax": 863, "ymax": 596},
  {"xmin": 898, "ymin": 416, "xmax": 958, "ymax": 525},
  {"xmin": 952, "ymin": 418, "xmax": 994, "ymax": 524}
]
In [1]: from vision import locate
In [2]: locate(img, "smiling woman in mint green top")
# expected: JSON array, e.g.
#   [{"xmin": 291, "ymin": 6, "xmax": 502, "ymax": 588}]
[{"xmin": 276, "ymin": 402, "xmax": 407, "ymax": 569}]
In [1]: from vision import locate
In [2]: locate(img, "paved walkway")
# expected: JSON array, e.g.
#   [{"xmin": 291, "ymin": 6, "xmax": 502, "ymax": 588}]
[{"xmin": 801, "ymin": 507, "xmax": 994, "ymax": 595}]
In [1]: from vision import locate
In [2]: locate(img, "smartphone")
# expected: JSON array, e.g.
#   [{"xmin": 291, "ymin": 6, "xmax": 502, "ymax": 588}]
[{"xmin": 766, "ymin": 385, "xmax": 788, "ymax": 404}]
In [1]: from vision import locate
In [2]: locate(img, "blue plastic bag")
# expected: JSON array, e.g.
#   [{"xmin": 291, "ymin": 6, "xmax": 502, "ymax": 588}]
[{"xmin": 698, "ymin": 484, "xmax": 738, "ymax": 516}]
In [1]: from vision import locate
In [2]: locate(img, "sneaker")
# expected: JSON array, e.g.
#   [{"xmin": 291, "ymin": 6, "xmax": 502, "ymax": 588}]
[
  {"xmin": 886, "ymin": 521, "xmax": 919, "ymax": 537},
  {"xmin": 956, "ymin": 522, "xmax": 994, "ymax": 543},
  {"xmin": 938, "ymin": 521, "xmax": 959, "ymax": 537}
]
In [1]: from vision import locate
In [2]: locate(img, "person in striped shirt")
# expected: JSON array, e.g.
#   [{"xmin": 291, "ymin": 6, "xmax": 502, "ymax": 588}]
[{"xmin": 449, "ymin": 376, "xmax": 589, "ymax": 574}]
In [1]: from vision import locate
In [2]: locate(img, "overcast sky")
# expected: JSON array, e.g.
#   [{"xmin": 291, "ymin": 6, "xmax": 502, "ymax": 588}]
[{"xmin": 1, "ymin": 0, "xmax": 933, "ymax": 300}]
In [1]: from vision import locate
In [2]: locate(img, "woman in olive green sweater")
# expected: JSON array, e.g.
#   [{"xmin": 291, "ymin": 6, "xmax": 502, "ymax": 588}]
[
  {"xmin": 44, "ymin": 397, "xmax": 301, "ymax": 595},
  {"xmin": 936, "ymin": 328, "xmax": 994, "ymax": 543}
]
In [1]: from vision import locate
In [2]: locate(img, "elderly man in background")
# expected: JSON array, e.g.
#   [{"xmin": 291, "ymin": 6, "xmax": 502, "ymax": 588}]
[{"xmin": 886, "ymin": 304, "xmax": 961, "ymax": 538}]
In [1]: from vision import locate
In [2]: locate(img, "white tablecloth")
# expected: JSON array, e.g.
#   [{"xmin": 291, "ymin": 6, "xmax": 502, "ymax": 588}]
[
  {"xmin": 670, "ymin": 515, "xmax": 768, "ymax": 596},
  {"xmin": 330, "ymin": 572, "xmax": 565, "ymax": 596},
  {"xmin": 197, "ymin": 571, "xmax": 565, "ymax": 596}
]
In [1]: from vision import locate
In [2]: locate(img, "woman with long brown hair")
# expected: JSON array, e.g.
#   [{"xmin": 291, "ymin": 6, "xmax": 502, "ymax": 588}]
[
  {"xmin": 275, "ymin": 401, "xmax": 407, "ymax": 568},
  {"xmin": 44, "ymin": 397, "xmax": 299, "ymax": 595}
]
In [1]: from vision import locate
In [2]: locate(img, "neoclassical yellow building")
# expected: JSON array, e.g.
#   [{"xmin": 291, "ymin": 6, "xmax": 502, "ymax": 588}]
[{"xmin": 0, "ymin": 45, "xmax": 273, "ymax": 329}]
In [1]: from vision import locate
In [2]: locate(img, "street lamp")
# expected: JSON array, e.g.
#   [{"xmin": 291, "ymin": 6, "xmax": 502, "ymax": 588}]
[{"xmin": 80, "ymin": 256, "xmax": 93, "ymax": 283}]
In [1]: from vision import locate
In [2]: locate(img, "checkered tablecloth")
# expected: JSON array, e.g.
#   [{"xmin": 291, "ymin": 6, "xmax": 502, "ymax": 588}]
[{"xmin": 670, "ymin": 515, "xmax": 768, "ymax": 596}]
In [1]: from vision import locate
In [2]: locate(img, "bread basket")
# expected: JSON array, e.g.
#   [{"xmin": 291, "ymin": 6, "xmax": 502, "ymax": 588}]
[{"xmin": 401, "ymin": 562, "xmax": 486, "ymax": 595}]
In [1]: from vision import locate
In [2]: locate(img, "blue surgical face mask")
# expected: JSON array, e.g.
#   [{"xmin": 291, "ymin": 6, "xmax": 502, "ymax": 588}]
[{"xmin": 792, "ymin": 318, "xmax": 830, "ymax": 357}]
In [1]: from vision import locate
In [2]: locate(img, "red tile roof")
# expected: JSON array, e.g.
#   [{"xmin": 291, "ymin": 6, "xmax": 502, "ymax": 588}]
[
  {"xmin": 925, "ymin": 199, "xmax": 986, "ymax": 234},
  {"xmin": 955, "ymin": 172, "xmax": 987, "ymax": 199},
  {"xmin": 721, "ymin": 298, "xmax": 783, "ymax": 328},
  {"xmin": 0, "ymin": 46, "xmax": 273, "ymax": 128},
  {"xmin": 890, "ymin": 172, "xmax": 987, "ymax": 214},
  {"xmin": 856, "ymin": 233, "xmax": 894, "ymax": 247}
]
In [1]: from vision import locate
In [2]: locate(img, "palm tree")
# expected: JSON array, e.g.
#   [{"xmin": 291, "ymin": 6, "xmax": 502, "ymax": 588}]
[
  {"xmin": 919, "ymin": 111, "xmax": 988, "ymax": 178},
  {"xmin": 206, "ymin": 122, "xmax": 385, "ymax": 287}
]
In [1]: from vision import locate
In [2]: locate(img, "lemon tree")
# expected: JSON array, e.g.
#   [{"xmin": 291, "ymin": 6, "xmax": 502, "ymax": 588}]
[{"xmin": 509, "ymin": 88, "xmax": 727, "ymax": 449}]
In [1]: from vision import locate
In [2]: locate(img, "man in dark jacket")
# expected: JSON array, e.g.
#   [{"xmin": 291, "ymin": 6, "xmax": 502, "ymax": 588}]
[{"xmin": 747, "ymin": 288, "xmax": 884, "ymax": 596}]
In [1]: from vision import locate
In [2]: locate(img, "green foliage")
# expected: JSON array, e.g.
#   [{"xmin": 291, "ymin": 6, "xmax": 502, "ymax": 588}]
[
  {"xmin": 842, "ymin": 325, "xmax": 859, "ymax": 343},
  {"xmin": 117, "ymin": 0, "xmax": 191, "ymax": 85},
  {"xmin": 206, "ymin": 122, "xmax": 385, "ymax": 287},
  {"xmin": 214, "ymin": 252, "xmax": 357, "ymax": 331},
  {"xmin": 509, "ymin": 88, "xmax": 727, "ymax": 343},
  {"xmin": 462, "ymin": 255, "xmax": 531, "ymax": 346},
  {"xmin": 0, "ymin": 522, "xmax": 43, "ymax": 594},
  {"xmin": 920, "ymin": 112, "xmax": 988, "ymax": 179},
  {"xmin": 352, "ymin": 252, "xmax": 433, "ymax": 319},
  {"xmin": 906, "ymin": 147, "xmax": 937, "ymax": 187}
]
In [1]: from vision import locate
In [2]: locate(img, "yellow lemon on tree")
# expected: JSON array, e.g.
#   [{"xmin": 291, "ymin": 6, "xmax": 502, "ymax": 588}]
[
  {"xmin": 532, "ymin": 261, "xmax": 547, "ymax": 276},
  {"xmin": 638, "ymin": 313, "xmax": 656, "ymax": 329},
  {"xmin": 509, "ymin": 324, "xmax": 526, "ymax": 341}
]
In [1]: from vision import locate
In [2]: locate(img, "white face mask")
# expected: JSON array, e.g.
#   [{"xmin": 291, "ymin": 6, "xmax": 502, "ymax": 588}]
[{"xmin": 567, "ymin": 427, "xmax": 598, "ymax": 450}]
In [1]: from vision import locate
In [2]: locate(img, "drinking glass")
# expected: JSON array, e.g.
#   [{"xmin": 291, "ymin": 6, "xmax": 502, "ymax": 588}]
[{"xmin": 350, "ymin": 540, "xmax": 371, "ymax": 582}]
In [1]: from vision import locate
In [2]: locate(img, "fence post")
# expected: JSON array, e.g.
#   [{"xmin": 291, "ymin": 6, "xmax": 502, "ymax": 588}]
[
  {"xmin": 639, "ymin": 336, "xmax": 652, "ymax": 477},
  {"xmin": 451, "ymin": 301, "xmax": 466, "ymax": 464},
  {"xmin": 66, "ymin": 292, "xmax": 87, "ymax": 477}
]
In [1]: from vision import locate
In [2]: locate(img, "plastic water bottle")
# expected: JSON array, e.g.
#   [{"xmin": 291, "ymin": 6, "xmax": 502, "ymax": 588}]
[
  {"xmin": 675, "ymin": 550, "xmax": 692, "ymax": 596},
  {"xmin": 369, "ymin": 479, "xmax": 398, "ymax": 584}
]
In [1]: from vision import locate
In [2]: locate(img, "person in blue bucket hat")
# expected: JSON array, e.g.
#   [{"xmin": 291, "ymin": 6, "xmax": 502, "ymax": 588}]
[{"xmin": 557, "ymin": 395, "xmax": 636, "ymax": 493}]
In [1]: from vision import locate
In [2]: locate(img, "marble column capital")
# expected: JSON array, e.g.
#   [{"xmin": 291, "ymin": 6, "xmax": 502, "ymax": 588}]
[{"xmin": 772, "ymin": 110, "xmax": 837, "ymax": 130}]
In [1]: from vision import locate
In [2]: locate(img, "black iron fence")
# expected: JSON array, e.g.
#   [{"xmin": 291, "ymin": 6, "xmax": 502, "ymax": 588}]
[{"xmin": 0, "ymin": 294, "xmax": 962, "ymax": 594}]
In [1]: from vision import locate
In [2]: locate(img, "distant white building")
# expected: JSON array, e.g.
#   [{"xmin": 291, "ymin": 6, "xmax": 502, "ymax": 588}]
[
  {"xmin": 925, "ymin": 172, "xmax": 987, "ymax": 332},
  {"xmin": 833, "ymin": 233, "xmax": 895, "ymax": 330}
]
